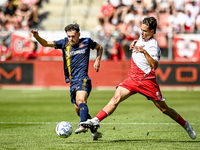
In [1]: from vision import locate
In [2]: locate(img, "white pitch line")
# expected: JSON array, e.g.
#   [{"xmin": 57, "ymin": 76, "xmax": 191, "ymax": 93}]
[
  {"xmin": 0, "ymin": 122, "xmax": 197, "ymax": 125},
  {"xmin": 0, "ymin": 122, "xmax": 57, "ymax": 125}
]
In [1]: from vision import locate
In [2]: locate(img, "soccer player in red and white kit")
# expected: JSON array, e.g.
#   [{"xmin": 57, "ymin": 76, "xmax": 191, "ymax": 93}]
[{"xmin": 81, "ymin": 17, "xmax": 196, "ymax": 140}]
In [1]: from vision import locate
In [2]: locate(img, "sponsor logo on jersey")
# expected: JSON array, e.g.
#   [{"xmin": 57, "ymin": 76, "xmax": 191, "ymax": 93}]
[
  {"xmin": 140, "ymin": 44, "xmax": 145, "ymax": 48},
  {"xmin": 79, "ymin": 43, "xmax": 84, "ymax": 48},
  {"xmin": 69, "ymin": 49, "xmax": 86, "ymax": 56}
]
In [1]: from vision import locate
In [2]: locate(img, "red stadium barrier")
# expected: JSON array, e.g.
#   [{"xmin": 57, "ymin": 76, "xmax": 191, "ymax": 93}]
[{"xmin": 0, "ymin": 60, "xmax": 200, "ymax": 88}]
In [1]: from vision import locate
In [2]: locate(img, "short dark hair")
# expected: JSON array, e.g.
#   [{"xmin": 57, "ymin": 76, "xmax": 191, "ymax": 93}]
[
  {"xmin": 142, "ymin": 17, "xmax": 157, "ymax": 34},
  {"xmin": 64, "ymin": 23, "xmax": 80, "ymax": 33}
]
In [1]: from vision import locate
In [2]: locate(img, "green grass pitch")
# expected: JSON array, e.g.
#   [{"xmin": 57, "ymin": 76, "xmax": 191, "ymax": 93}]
[{"xmin": 0, "ymin": 89, "xmax": 199, "ymax": 150}]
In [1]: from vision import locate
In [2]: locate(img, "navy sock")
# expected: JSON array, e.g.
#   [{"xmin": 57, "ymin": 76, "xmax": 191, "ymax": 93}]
[
  {"xmin": 87, "ymin": 114, "xmax": 92, "ymax": 120},
  {"xmin": 79, "ymin": 103, "xmax": 89, "ymax": 122}
]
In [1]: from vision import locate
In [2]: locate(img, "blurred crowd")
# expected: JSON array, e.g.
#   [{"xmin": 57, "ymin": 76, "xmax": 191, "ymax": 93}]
[
  {"xmin": 1, "ymin": 0, "xmax": 200, "ymax": 61},
  {"xmin": 96, "ymin": 0, "xmax": 200, "ymax": 60},
  {"xmin": 0, "ymin": 0, "xmax": 43, "ymax": 61},
  {"xmin": 0, "ymin": 0, "xmax": 42, "ymax": 31}
]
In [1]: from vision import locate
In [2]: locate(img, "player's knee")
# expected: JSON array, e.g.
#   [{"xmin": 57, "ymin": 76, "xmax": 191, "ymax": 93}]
[{"xmin": 76, "ymin": 99, "xmax": 86, "ymax": 106}]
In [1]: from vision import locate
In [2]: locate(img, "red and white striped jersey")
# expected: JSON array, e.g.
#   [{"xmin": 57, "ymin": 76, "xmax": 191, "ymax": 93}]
[{"xmin": 128, "ymin": 35, "xmax": 161, "ymax": 80}]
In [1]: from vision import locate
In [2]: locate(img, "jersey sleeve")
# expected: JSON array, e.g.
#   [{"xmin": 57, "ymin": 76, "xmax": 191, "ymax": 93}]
[
  {"xmin": 88, "ymin": 38, "xmax": 97, "ymax": 50},
  {"xmin": 148, "ymin": 44, "xmax": 161, "ymax": 62},
  {"xmin": 54, "ymin": 39, "xmax": 66, "ymax": 49}
]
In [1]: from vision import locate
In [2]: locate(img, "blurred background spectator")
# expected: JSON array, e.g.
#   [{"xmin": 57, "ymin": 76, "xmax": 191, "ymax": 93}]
[
  {"xmin": 184, "ymin": 10, "xmax": 195, "ymax": 33},
  {"xmin": 20, "ymin": 0, "xmax": 41, "ymax": 26},
  {"xmin": 22, "ymin": 32, "xmax": 37, "ymax": 60},
  {"xmin": 98, "ymin": 0, "xmax": 115, "ymax": 26},
  {"xmin": 0, "ymin": 38, "xmax": 11, "ymax": 61},
  {"xmin": 195, "ymin": 11, "xmax": 200, "ymax": 33},
  {"xmin": 111, "ymin": 0, "xmax": 128, "ymax": 25},
  {"xmin": 2, "ymin": 0, "xmax": 17, "ymax": 31},
  {"xmin": 15, "ymin": 2, "xmax": 32, "ymax": 30},
  {"xmin": 109, "ymin": 36, "xmax": 125, "ymax": 61}
]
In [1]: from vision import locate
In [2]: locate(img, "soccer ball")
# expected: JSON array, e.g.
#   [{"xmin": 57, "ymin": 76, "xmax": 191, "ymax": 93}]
[{"xmin": 56, "ymin": 121, "xmax": 73, "ymax": 138}]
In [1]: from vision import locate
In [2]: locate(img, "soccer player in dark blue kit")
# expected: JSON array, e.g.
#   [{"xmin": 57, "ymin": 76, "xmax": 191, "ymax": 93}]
[{"xmin": 31, "ymin": 23, "xmax": 103, "ymax": 140}]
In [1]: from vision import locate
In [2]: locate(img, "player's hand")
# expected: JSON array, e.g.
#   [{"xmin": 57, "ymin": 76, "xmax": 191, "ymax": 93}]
[
  {"xmin": 129, "ymin": 40, "xmax": 138, "ymax": 50},
  {"xmin": 94, "ymin": 61, "xmax": 100, "ymax": 72},
  {"xmin": 132, "ymin": 46, "xmax": 146, "ymax": 54},
  {"xmin": 31, "ymin": 30, "xmax": 39, "ymax": 38}
]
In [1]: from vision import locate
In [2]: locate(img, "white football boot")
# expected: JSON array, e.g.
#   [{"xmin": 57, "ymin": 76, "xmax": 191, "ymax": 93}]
[
  {"xmin": 80, "ymin": 117, "xmax": 100, "ymax": 129},
  {"xmin": 75, "ymin": 124, "xmax": 88, "ymax": 134},
  {"xmin": 184, "ymin": 121, "xmax": 196, "ymax": 140},
  {"xmin": 91, "ymin": 131, "xmax": 103, "ymax": 140}
]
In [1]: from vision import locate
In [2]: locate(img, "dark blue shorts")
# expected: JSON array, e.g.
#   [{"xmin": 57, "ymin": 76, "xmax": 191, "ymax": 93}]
[{"xmin": 70, "ymin": 77, "xmax": 92, "ymax": 104}]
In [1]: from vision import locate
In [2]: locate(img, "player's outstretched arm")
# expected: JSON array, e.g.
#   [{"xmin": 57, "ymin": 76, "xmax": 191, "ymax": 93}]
[
  {"xmin": 31, "ymin": 30, "xmax": 55, "ymax": 47},
  {"xmin": 133, "ymin": 46, "xmax": 158, "ymax": 70},
  {"xmin": 93, "ymin": 43, "xmax": 103, "ymax": 72}
]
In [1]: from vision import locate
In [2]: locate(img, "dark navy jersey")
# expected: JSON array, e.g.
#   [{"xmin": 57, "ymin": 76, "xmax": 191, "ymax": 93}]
[{"xmin": 54, "ymin": 38, "xmax": 97, "ymax": 83}]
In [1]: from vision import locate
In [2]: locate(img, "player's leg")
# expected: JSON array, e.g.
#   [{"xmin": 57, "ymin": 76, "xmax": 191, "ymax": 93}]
[
  {"xmin": 152, "ymin": 100, "xmax": 196, "ymax": 139},
  {"xmin": 73, "ymin": 91, "xmax": 98, "ymax": 135},
  {"xmin": 75, "ymin": 90, "xmax": 103, "ymax": 139},
  {"xmin": 81, "ymin": 77, "xmax": 135, "ymax": 140},
  {"xmin": 73, "ymin": 102, "xmax": 91, "ymax": 117},
  {"xmin": 152, "ymin": 100, "xmax": 180, "ymax": 121},
  {"xmin": 74, "ymin": 90, "xmax": 89, "ymax": 134},
  {"xmin": 102, "ymin": 86, "xmax": 131, "ymax": 116},
  {"xmin": 73, "ymin": 103, "xmax": 80, "ymax": 116},
  {"xmin": 72, "ymin": 78, "xmax": 93, "ymax": 134},
  {"xmin": 137, "ymin": 78, "xmax": 196, "ymax": 139},
  {"xmin": 81, "ymin": 86, "xmax": 131, "ymax": 128},
  {"xmin": 76, "ymin": 90, "xmax": 89, "ymax": 121}
]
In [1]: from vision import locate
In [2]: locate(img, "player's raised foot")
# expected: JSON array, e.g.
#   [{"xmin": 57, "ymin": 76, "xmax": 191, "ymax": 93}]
[
  {"xmin": 91, "ymin": 131, "xmax": 103, "ymax": 140},
  {"xmin": 184, "ymin": 121, "xmax": 196, "ymax": 140},
  {"xmin": 80, "ymin": 118, "xmax": 100, "ymax": 129},
  {"xmin": 75, "ymin": 124, "xmax": 88, "ymax": 134}
]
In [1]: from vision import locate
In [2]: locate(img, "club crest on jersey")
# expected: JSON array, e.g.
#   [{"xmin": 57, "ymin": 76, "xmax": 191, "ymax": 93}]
[
  {"xmin": 140, "ymin": 44, "xmax": 145, "ymax": 48},
  {"xmin": 79, "ymin": 43, "xmax": 84, "ymax": 48}
]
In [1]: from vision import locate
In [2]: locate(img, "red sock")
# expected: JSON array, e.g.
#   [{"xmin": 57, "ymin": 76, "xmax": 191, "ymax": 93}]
[
  {"xmin": 176, "ymin": 115, "xmax": 186, "ymax": 126},
  {"xmin": 96, "ymin": 110, "xmax": 108, "ymax": 121}
]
